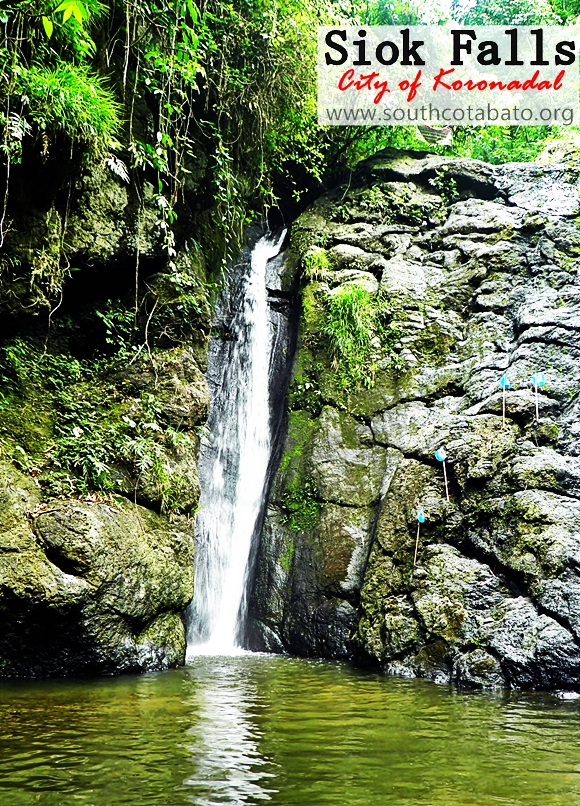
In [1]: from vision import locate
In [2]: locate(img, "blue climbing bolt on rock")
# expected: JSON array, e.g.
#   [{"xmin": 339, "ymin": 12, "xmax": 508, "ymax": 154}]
[{"xmin": 500, "ymin": 374, "xmax": 510, "ymax": 426}]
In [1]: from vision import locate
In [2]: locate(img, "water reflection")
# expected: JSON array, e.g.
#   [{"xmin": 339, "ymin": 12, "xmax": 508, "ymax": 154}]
[
  {"xmin": 2, "ymin": 656, "xmax": 580, "ymax": 806},
  {"xmin": 182, "ymin": 657, "xmax": 277, "ymax": 805}
]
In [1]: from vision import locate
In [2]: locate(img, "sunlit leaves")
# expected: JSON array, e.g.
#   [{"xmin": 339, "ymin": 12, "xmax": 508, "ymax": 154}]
[
  {"xmin": 452, "ymin": 0, "xmax": 560, "ymax": 24},
  {"xmin": 41, "ymin": 15, "xmax": 53, "ymax": 37},
  {"xmin": 54, "ymin": 0, "xmax": 89, "ymax": 24},
  {"xmin": 106, "ymin": 154, "xmax": 130, "ymax": 183},
  {"xmin": 14, "ymin": 63, "xmax": 121, "ymax": 151}
]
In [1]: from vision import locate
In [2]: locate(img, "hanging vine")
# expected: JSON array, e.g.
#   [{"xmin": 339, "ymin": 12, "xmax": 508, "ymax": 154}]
[{"xmin": 0, "ymin": 0, "xmax": 339, "ymax": 315}]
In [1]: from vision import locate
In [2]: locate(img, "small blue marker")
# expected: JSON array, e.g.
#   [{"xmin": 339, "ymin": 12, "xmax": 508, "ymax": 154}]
[
  {"xmin": 500, "ymin": 374, "xmax": 510, "ymax": 426},
  {"xmin": 414, "ymin": 509, "xmax": 426, "ymax": 567},
  {"xmin": 531, "ymin": 373, "xmax": 546, "ymax": 422},
  {"xmin": 434, "ymin": 447, "xmax": 449, "ymax": 501},
  {"xmin": 531, "ymin": 373, "xmax": 545, "ymax": 388}
]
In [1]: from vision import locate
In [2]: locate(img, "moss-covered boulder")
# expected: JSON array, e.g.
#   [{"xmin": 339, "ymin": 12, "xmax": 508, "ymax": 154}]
[{"xmin": 0, "ymin": 460, "xmax": 194, "ymax": 676}]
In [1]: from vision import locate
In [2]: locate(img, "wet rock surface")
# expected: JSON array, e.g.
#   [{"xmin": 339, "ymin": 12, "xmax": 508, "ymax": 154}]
[
  {"xmin": 0, "ymin": 459, "xmax": 194, "ymax": 677},
  {"xmin": 248, "ymin": 148, "xmax": 580, "ymax": 690}
]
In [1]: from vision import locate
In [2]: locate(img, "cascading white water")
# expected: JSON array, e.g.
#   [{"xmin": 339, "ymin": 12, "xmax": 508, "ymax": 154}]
[{"xmin": 187, "ymin": 231, "xmax": 286, "ymax": 655}]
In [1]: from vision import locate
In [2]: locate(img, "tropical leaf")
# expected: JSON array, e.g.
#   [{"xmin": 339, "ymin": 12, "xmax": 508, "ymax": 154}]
[
  {"xmin": 54, "ymin": 0, "xmax": 88, "ymax": 25},
  {"xmin": 106, "ymin": 155, "xmax": 130, "ymax": 183},
  {"xmin": 41, "ymin": 15, "xmax": 53, "ymax": 38}
]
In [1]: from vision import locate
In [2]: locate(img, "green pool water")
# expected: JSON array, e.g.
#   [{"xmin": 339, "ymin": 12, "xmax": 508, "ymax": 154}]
[{"xmin": 2, "ymin": 653, "xmax": 580, "ymax": 806}]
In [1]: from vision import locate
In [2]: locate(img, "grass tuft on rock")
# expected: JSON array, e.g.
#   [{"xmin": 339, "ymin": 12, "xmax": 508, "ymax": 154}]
[{"xmin": 322, "ymin": 285, "xmax": 400, "ymax": 390}]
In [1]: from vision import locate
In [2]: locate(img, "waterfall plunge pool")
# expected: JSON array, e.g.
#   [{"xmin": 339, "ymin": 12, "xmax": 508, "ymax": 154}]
[{"xmin": 2, "ymin": 653, "xmax": 580, "ymax": 806}]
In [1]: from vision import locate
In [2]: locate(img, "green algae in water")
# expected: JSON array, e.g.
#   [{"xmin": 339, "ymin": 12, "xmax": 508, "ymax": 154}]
[{"xmin": 1, "ymin": 655, "xmax": 580, "ymax": 806}]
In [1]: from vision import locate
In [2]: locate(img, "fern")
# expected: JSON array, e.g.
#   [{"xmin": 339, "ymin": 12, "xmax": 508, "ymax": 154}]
[{"xmin": 15, "ymin": 63, "xmax": 120, "ymax": 153}]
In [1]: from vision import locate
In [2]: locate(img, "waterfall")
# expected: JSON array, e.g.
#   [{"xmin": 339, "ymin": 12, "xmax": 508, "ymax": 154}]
[{"xmin": 187, "ymin": 230, "xmax": 287, "ymax": 655}]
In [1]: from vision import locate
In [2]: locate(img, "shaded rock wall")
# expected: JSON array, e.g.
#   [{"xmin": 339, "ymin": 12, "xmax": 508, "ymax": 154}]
[
  {"xmin": 0, "ymin": 339, "xmax": 208, "ymax": 675},
  {"xmin": 248, "ymin": 149, "xmax": 580, "ymax": 690},
  {"xmin": 0, "ymin": 140, "xmax": 211, "ymax": 676}
]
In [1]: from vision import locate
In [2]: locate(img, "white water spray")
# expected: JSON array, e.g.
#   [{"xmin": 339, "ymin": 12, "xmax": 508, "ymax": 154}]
[{"xmin": 187, "ymin": 231, "xmax": 286, "ymax": 655}]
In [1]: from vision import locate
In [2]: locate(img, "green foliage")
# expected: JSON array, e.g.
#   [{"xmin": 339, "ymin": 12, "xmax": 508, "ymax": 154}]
[
  {"xmin": 280, "ymin": 477, "xmax": 322, "ymax": 532},
  {"xmin": 302, "ymin": 247, "xmax": 333, "ymax": 282},
  {"xmin": 279, "ymin": 539, "xmax": 295, "ymax": 572},
  {"xmin": 363, "ymin": 0, "xmax": 448, "ymax": 23},
  {"xmin": 13, "ymin": 63, "xmax": 120, "ymax": 151},
  {"xmin": 277, "ymin": 411, "xmax": 321, "ymax": 532},
  {"xmin": 451, "ymin": 126, "xmax": 555, "ymax": 164},
  {"xmin": 288, "ymin": 366, "xmax": 324, "ymax": 414},
  {"xmin": 0, "ymin": 338, "xmax": 83, "ymax": 393},
  {"xmin": 1, "ymin": 0, "xmax": 114, "ymax": 152},
  {"xmin": 324, "ymin": 286, "xmax": 374, "ymax": 387},
  {"xmin": 322, "ymin": 285, "xmax": 400, "ymax": 390},
  {"xmin": 429, "ymin": 170, "xmax": 459, "ymax": 206},
  {"xmin": 51, "ymin": 389, "xmax": 125, "ymax": 491},
  {"xmin": 55, "ymin": 0, "xmax": 94, "ymax": 25},
  {"xmin": 453, "ymin": 0, "xmax": 560, "ymax": 24},
  {"xmin": 0, "ymin": 0, "xmax": 346, "ymax": 281},
  {"xmin": 95, "ymin": 300, "xmax": 138, "ymax": 356},
  {"xmin": 0, "ymin": 336, "xmax": 193, "ymax": 513},
  {"xmin": 91, "ymin": 259, "xmax": 211, "ymax": 362},
  {"xmin": 325, "ymin": 118, "xmax": 557, "ymax": 169},
  {"xmin": 147, "ymin": 267, "xmax": 212, "ymax": 342},
  {"xmin": 50, "ymin": 384, "xmax": 194, "ymax": 513}
]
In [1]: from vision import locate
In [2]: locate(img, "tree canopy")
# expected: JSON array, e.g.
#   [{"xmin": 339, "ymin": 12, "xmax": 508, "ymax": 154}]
[{"xmin": 0, "ymin": 0, "xmax": 577, "ymax": 273}]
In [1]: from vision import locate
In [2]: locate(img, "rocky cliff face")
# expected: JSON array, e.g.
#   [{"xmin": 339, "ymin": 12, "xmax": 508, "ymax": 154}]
[
  {"xmin": 0, "ymin": 153, "xmax": 210, "ymax": 676},
  {"xmin": 248, "ymin": 149, "xmax": 580, "ymax": 690}
]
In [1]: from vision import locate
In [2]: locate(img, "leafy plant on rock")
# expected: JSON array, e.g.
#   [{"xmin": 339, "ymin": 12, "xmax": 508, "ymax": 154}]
[
  {"xmin": 280, "ymin": 476, "xmax": 322, "ymax": 533},
  {"xmin": 322, "ymin": 285, "xmax": 400, "ymax": 390}
]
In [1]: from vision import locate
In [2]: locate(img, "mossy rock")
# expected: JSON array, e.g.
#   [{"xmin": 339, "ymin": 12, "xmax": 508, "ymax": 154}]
[{"xmin": 0, "ymin": 472, "xmax": 195, "ymax": 676}]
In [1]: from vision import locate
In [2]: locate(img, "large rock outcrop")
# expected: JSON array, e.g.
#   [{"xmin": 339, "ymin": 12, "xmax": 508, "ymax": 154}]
[
  {"xmin": 248, "ymin": 149, "xmax": 580, "ymax": 690},
  {"xmin": 0, "ymin": 334, "xmax": 208, "ymax": 676},
  {"xmin": 0, "ymin": 459, "xmax": 195, "ymax": 676},
  {"xmin": 0, "ymin": 141, "xmax": 210, "ymax": 676}
]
